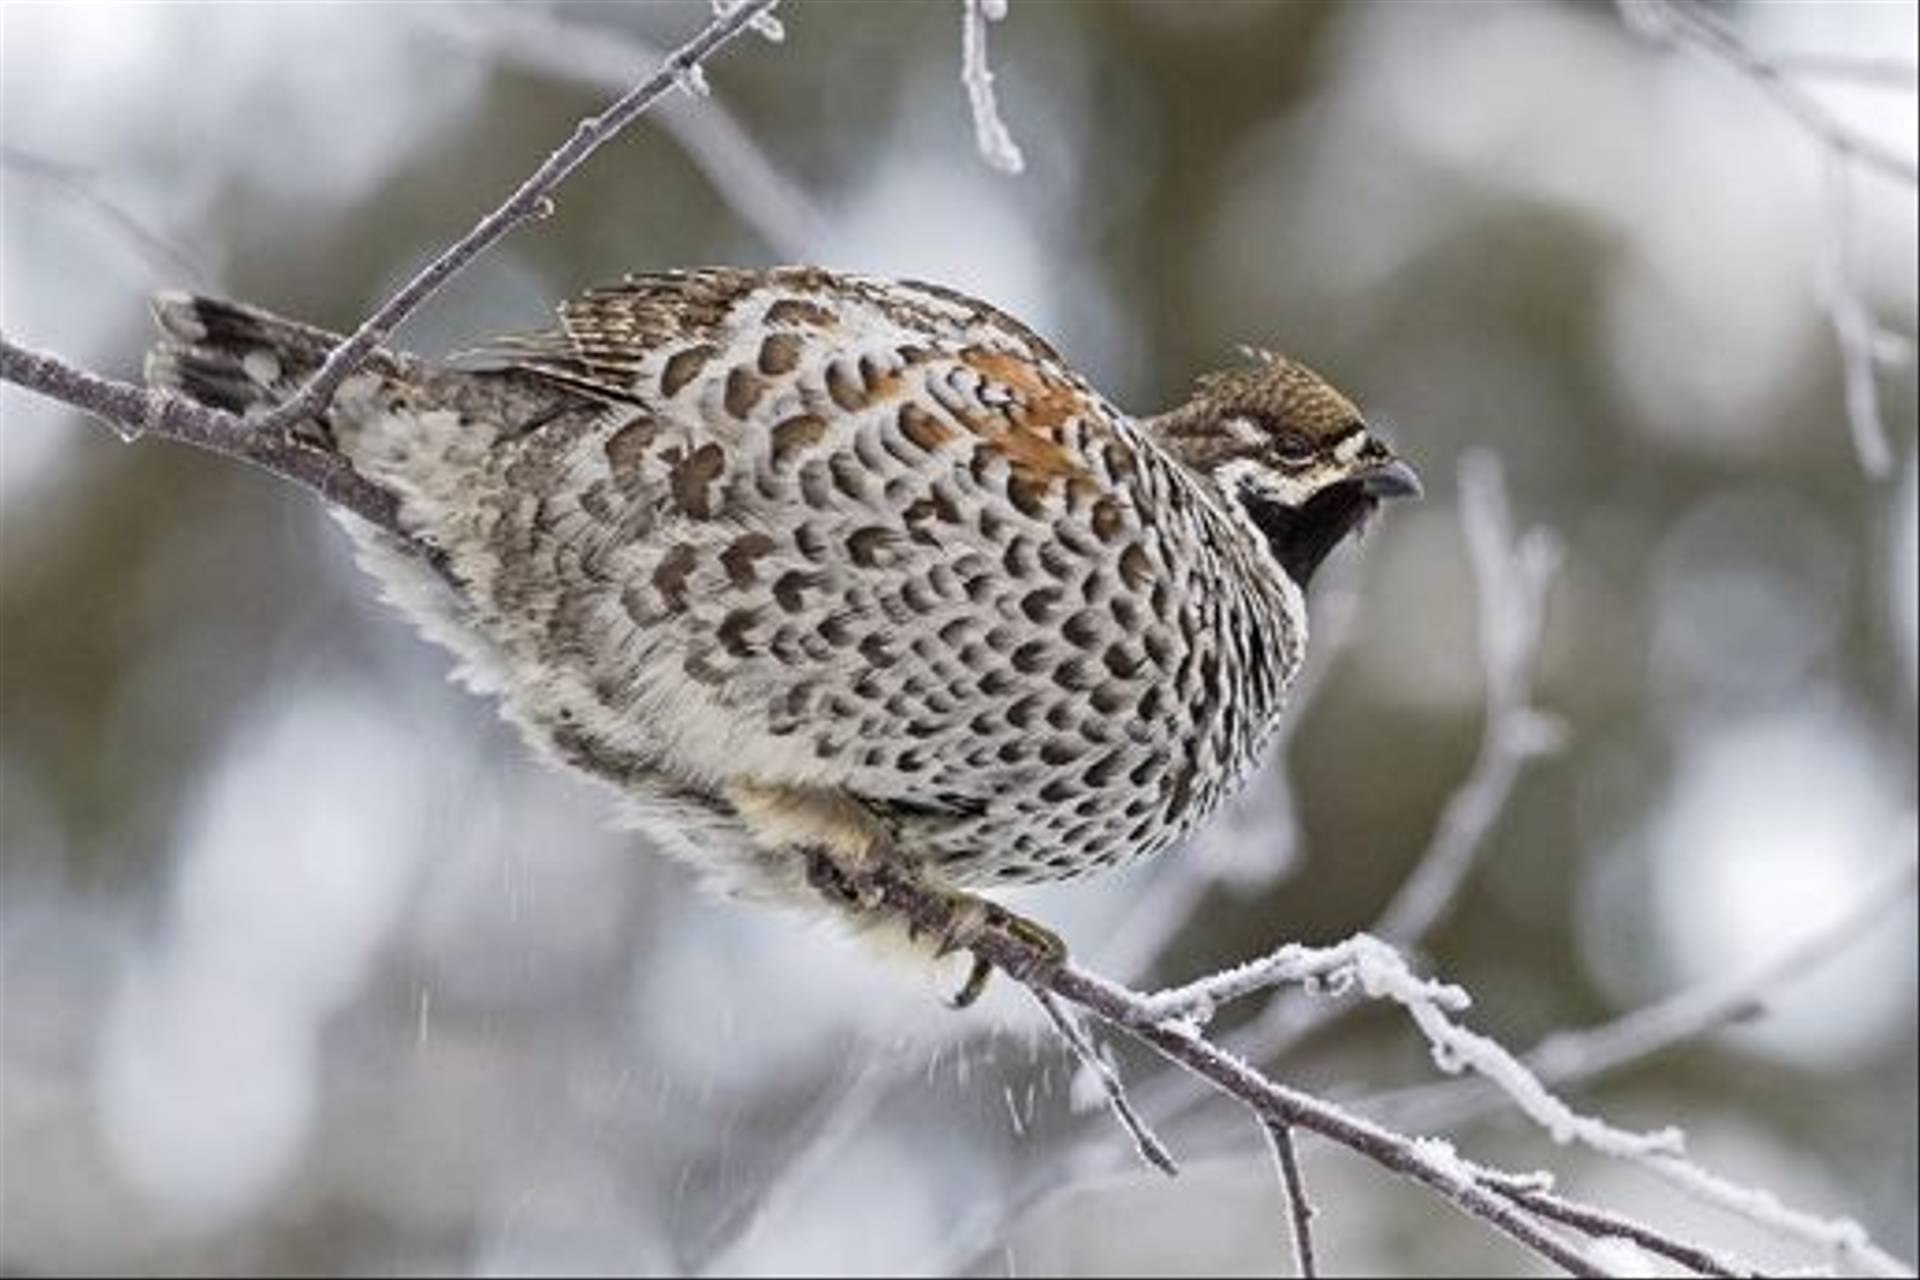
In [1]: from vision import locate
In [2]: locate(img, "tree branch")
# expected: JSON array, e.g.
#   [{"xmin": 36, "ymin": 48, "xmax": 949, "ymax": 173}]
[
  {"xmin": 1263, "ymin": 1119, "xmax": 1319, "ymax": 1279},
  {"xmin": 0, "ymin": 333, "xmax": 410, "ymax": 544}
]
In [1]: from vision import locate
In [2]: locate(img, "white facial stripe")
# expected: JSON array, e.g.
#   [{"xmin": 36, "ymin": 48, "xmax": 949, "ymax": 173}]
[
  {"xmin": 1333, "ymin": 431, "xmax": 1368, "ymax": 465},
  {"xmin": 1219, "ymin": 457, "xmax": 1314, "ymax": 508},
  {"xmin": 1223, "ymin": 415, "xmax": 1267, "ymax": 447}
]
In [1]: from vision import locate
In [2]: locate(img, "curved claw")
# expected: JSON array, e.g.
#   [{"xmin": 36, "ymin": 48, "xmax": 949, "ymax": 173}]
[
  {"xmin": 943, "ymin": 906, "xmax": 1068, "ymax": 1008},
  {"xmin": 948, "ymin": 955, "xmax": 996, "ymax": 1009}
]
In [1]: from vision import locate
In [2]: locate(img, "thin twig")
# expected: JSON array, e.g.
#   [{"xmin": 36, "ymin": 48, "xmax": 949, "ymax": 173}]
[
  {"xmin": 1263, "ymin": 1120, "xmax": 1319, "ymax": 1279},
  {"xmin": 424, "ymin": 3, "xmax": 830, "ymax": 260},
  {"xmin": 1645, "ymin": 1151, "xmax": 1912, "ymax": 1278},
  {"xmin": 1145, "ymin": 931, "xmax": 1683, "ymax": 1163},
  {"xmin": 252, "ymin": 0, "xmax": 782, "ymax": 434},
  {"xmin": 694, "ymin": 1054, "xmax": 896, "ymax": 1272},
  {"xmin": 1617, "ymin": 0, "xmax": 1917, "ymax": 482},
  {"xmin": 1033, "ymin": 988, "xmax": 1179, "ymax": 1177}
]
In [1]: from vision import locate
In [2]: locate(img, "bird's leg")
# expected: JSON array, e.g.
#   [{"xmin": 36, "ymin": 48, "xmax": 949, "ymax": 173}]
[{"xmin": 728, "ymin": 782, "xmax": 1066, "ymax": 1007}]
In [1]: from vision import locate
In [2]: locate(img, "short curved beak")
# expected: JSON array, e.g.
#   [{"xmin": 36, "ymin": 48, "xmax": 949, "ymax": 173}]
[{"xmin": 1356, "ymin": 457, "xmax": 1423, "ymax": 501}]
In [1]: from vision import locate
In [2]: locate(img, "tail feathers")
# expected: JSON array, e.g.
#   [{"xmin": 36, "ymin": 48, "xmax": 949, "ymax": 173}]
[{"xmin": 145, "ymin": 293, "xmax": 342, "ymax": 417}]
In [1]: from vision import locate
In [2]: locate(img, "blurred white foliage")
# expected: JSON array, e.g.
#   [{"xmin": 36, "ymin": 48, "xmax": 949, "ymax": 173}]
[
  {"xmin": 1347, "ymin": 503, "xmax": 1483, "ymax": 714},
  {"xmin": 631, "ymin": 894, "xmax": 964, "ymax": 1098},
  {"xmin": 832, "ymin": 155, "xmax": 1057, "ymax": 338},
  {"xmin": 703, "ymin": 1125, "xmax": 980, "ymax": 1276},
  {"xmin": 1641, "ymin": 702, "xmax": 1917, "ymax": 1070},
  {"xmin": 1650, "ymin": 488, "xmax": 1851, "ymax": 704},
  {"xmin": 95, "ymin": 690, "xmax": 433, "ymax": 1228}
]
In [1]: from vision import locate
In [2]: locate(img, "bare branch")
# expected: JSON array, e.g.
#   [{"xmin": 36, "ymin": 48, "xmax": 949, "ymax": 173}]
[
  {"xmin": 960, "ymin": 0, "xmax": 1025, "ymax": 175},
  {"xmin": 1263, "ymin": 1120, "xmax": 1319, "ymax": 1280},
  {"xmin": 252, "ymin": 0, "xmax": 783, "ymax": 434},
  {"xmin": 0, "ymin": 334, "xmax": 413, "ymax": 549},
  {"xmin": 1033, "ymin": 988, "xmax": 1179, "ymax": 1178},
  {"xmin": 424, "ymin": 4, "xmax": 831, "ymax": 261}
]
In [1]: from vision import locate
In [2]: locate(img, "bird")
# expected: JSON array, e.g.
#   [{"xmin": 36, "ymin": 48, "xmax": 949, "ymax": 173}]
[{"xmin": 145, "ymin": 266, "xmax": 1420, "ymax": 1003}]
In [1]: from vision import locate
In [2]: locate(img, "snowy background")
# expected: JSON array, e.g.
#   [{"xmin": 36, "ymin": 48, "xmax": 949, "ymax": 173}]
[{"xmin": 2, "ymin": 1, "xmax": 1915, "ymax": 1274}]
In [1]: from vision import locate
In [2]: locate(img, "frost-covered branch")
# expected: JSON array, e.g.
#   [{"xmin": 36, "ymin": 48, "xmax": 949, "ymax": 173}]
[
  {"xmin": 959, "ymin": 0, "xmax": 1025, "ymax": 174},
  {"xmin": 857, "ymin": 859, "xmax": 1910, "ymax": 1278},
  {"xmin": 1144, "ymin": 933, "xmax": 1682, "ymax": 1163},
  {"xmin": 1374, "ymin": 842, "xmax": 1920, "ymax": 1133}
]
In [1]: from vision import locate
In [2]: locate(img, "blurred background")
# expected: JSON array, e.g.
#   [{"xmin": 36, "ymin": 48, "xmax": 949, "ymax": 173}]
[{"xmin": 3, "ymin": 1, "xmax": 1915, "ymax": 1274}]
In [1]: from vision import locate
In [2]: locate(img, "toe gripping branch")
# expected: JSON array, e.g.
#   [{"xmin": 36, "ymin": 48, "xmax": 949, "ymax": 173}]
[{"xmin": 803, "ymin": 847, "xmax": 1067, "ymax": 1008}]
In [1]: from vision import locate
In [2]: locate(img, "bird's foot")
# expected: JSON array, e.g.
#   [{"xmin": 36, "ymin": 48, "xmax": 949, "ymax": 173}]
[{"xmin": 802, "ymin": 846, "xmax": 1066, "ymax": 1008}]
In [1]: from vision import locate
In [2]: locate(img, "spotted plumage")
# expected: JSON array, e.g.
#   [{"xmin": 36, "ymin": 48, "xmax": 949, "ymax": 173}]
[{"xmin": 146, "ymin": 267, "xmax": 1417, "ymax": 922}]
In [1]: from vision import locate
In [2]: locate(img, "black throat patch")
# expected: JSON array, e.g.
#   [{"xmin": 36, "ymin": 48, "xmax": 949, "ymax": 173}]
[{"xmin": 1241, "ymin": 483, "xmax": 1377, "ymax": 588}]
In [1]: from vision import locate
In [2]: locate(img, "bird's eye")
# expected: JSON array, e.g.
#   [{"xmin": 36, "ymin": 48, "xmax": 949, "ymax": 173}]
[{"xmin": 1270, "ymin": 429, "xmax": 1315, "ymax": 462}]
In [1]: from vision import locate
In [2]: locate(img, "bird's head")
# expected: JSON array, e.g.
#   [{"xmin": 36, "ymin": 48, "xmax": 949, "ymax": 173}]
[{"xmin": 1149, "ymin": 349, "xmax": 1421, "ymax": 588}]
